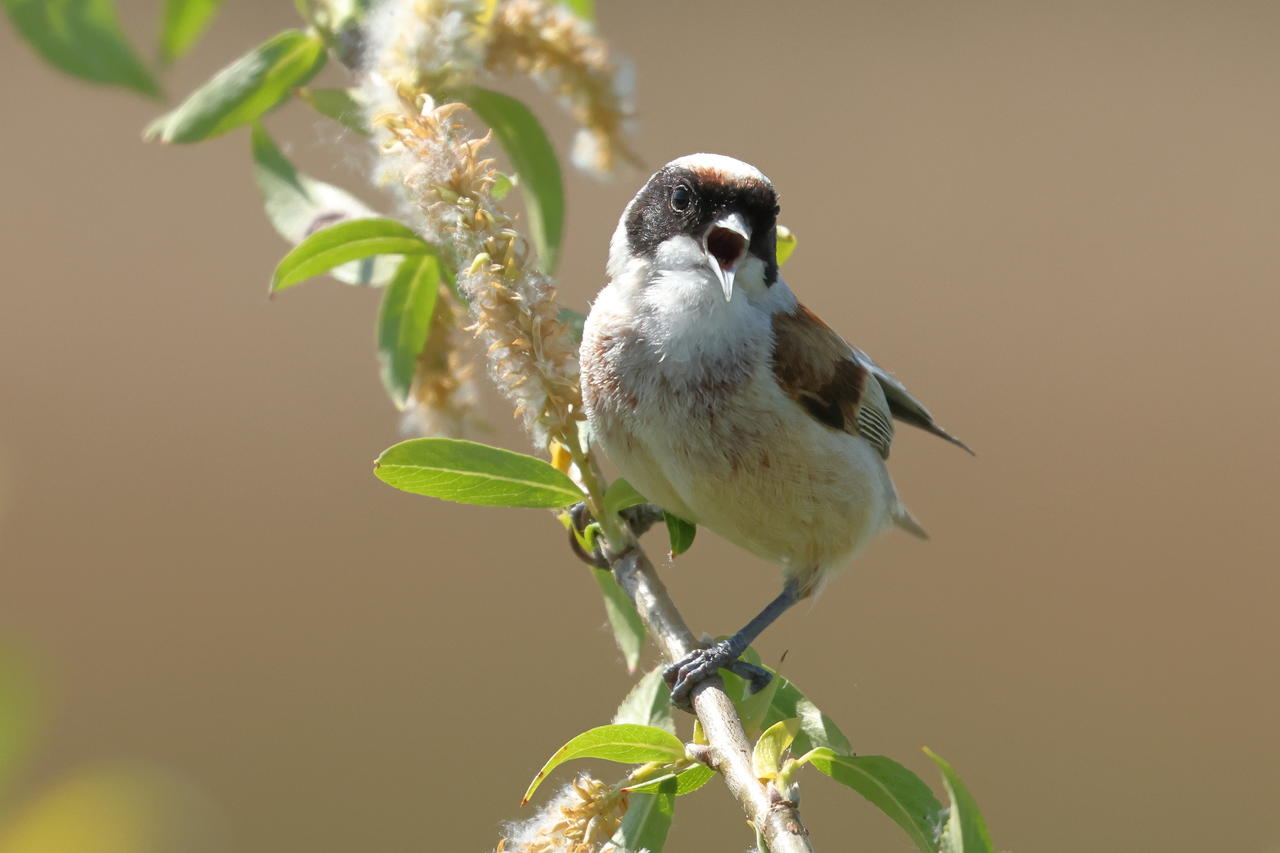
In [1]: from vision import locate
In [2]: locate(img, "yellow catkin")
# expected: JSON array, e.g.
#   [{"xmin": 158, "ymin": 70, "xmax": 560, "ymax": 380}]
[
  {"xmin": 497, "ymin": 775, "xmax": 629, "ymax": 853},
  {"xmin": 360, "ymin": 0, "xmax": 637, "ymax": 446},
  {"xmin": 374, "ymin": 89, "xmax": 582, "ymax": 446},
  {"xmin": 485, "ymin": 0, "xmax": 640, "ymax": 175}
]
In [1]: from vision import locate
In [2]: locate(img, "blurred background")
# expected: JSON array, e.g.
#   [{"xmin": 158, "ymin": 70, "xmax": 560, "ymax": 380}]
[{"xmin": 2, "ymin": 1, "xmax": 1278, "ymax": 851}]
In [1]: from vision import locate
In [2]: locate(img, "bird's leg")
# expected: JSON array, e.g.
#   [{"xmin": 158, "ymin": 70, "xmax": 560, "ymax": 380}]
[{"xmin": 663, "ymin": 580, "xmax": 802, "ymax": 711}]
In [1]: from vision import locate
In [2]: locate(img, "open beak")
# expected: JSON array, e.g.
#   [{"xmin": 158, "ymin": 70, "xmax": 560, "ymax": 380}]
[{"xmin": 702, "ymin": 212, "xmax": 751, "ymax": 301}]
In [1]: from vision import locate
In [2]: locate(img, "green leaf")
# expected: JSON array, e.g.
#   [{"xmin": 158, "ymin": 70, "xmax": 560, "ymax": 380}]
[
  {"xmin": 721, "ymin": 664, "xmax": 851, "ymax": 756},
  {"xmin": 592, "ymin": 567, "xmax": 645, "ymax": 673},
  {"xmin": 460, "ymin": 87, "xmax": 565, "ymax": 273},
  {"xmin": 806, "ymin": 749, "xmax": 944, "ymax": 853},
  {"xmin": 251, "ymin": 123, "xmax": 399, "ymax": 286},
  {"xmin": 610, "ymin": 781, "xmax": 674, "ymax": 853},
  {"xmin": 522, "ymin": 724, "xmax": 685, "ymax": 805},
  {"xmin": 0, "ymin": 650, "xmax": 37, "ymax": 798},
  {"xmin": 776, "ymin": 224, "xmax": 797, "ymax": 265},
  {"xmin": 751, "ymin": 718, "xmax": 800, "ymax": 781},
  {"xmin": 375, "ymin": 438, "xmax": 582, "ymax": 508},
  {"xmin": 613, "ymin": 665, "xmax": 674, "ymax": 734},
  {"xmin": 624, "ymin": 763, "xmax": 715, "ymax": 797},
  {"xmin": 3, "ymin": 0, "xmax": 161, "ymax": 97},
  {"xmin": 270, "ymin": 218, "xmax": 430, "ymax": 293},
  {"xmin": 298, "ymin": 86, "xmax": 369, "ymax": 135},
  {"xmin": 925, "ymin": 748, "xmax": 994, "ymax": 853},
  {"xmin": 558, "ymin": 0, "xmax": 594, "ymax": 21},
  {"xmin": 145, "ymin": 29, "xmax": 326, "ymax": 143},
  {"xmin": 377, "ymin": 254, "xmax": 443, "ymax": 410},
  {"xmin": 732, "ymin": 668, "xmax": 780, "ymax": 738},
  {"xmin": 159, "ymin": 0, "xmax": 223, "ymax": 63},
  {"xmin": 771, "ymin": 677, "xmax": 850, "ymax": 756},
  {"xmin": 663, "ymin": 512, "xmax": 696, "ymax": 556},
  {"xmin": 603, "ymin": 478, "xmax": 647, "ymax": 521}
]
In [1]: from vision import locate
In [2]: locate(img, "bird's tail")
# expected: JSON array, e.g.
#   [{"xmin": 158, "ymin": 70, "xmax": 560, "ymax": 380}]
[{"xmin": 893, "ymin": 504, "xmax": 930, "ymax": 540}]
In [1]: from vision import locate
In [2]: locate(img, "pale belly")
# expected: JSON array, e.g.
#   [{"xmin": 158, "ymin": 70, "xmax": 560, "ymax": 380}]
[{"xmin": 591, "ymin": 374, "xmax": 898, "ymax": 589}]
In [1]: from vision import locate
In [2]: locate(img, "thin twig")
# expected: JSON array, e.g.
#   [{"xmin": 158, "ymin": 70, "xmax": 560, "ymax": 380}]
[{"xmin": 609, "ymin": 545, "xmax": 814, "ymax": 853}]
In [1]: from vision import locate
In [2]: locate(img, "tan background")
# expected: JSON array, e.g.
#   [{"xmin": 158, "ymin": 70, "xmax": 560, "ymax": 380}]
[{"xmin": 2, "ymin": 1, "xmax": 1279, "ymax": 851}]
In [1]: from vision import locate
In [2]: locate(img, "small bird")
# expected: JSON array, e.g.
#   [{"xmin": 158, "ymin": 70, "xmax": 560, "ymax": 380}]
[{"xmin": 580, "ymin": 153, "xmax": 970, "ymax": 708}]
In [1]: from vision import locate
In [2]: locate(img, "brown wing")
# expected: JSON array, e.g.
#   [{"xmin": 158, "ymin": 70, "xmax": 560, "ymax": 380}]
[
  {"xmin": 852, "ymin": 344, "xmax": 974, "ymax": 454},
  {"xmin": 771, "ymin": 304, "xmax": 895, "ymax": 458}
]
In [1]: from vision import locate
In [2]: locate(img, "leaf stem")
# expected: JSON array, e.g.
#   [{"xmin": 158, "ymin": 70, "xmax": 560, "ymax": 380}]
[{"xmin": 562, "ymin": 426, "xmax": 628, "ymax": 551}]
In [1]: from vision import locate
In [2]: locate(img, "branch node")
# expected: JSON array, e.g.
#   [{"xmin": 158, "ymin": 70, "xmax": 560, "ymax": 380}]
[{"xmin": 686, "ymin": 743, "xmax": 717, "ymax": 769}]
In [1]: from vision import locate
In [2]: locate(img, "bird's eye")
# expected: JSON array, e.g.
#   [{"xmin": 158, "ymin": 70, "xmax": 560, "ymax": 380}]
[{"xmin": 670, "ymin": 184, "xmax": 693, "ymax": 212}]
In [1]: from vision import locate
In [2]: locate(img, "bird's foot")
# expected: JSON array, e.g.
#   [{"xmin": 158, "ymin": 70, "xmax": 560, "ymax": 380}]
[
  {"xmin": 729, "ymin": 659, "xmax": 774, "ymax": 695},
  {"xmin": 566, "ymin": 502, "xmax": 666, "ymax": 569},
  {"xmin": 664, "ymin": 640, "xmax": 771, "ymax": 711},
  {"xmin": 619, "ymin": 503, "xmax": 665, "ymax": 537}
]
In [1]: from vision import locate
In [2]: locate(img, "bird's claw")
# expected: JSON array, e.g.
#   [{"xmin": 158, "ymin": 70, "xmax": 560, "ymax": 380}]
[
  {"xmin": 619, "ymin": 503, "xmax": 665, "ymax": 537},
  {"xmin": 567, "ymin": 501, "xmax": 666, "ymax": 569},
  {"xmin": 728, "ymin": 660, "xmax": 774, "ymax": 695},
  {"xmin": 663, "ymin": 640, "xmax": 756, "ymax": 711},
  {"xmin": 567, "ymin": 502, "xmax": 608, "ymax": 569}
]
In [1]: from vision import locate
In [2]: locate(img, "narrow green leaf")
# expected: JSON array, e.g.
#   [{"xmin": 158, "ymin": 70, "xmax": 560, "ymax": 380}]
[
  {"xmin": 251, "ymin": 123, "xmax": 398, "ymax": 286},
  {"xmin": 807, "ymin": 749, "xmax": 943, "ymax": 853},
  {"xmin": 270, "ymin": 218, "xmax": 429, "ymax": 292},
  {"xmin": 159, "ymin": 0, "xmax": 223, "ymax": 63},
  {"xmin": 771, "ymin": 677, "xmax": 851, "ymax": 756},
  {"xmin": 603, "ymin": 478, "xmax": 647, "ymax": 521},
  {"xmin": 776, "ymin": 224, "xmax": 797, "ymax": 265},
  {"xmin": 663, "ymin": 511, "xmax": 696, "ymax": 556},
  {"xmin": 558, "ymin": 0, "xmax": 594, "ymax": 21},
  {"xmin": 4, "ymin": 0, "xmax": 161, "ymax": 97},
  {"xmin": 522, "ymin": 724, "xmax": 685, "ymax": 805},
  {"xmin": 925, "ymin": 748, "xmax": 994, "ymax": 853},
  {"xmin": 721, "ymin": 664, "xmax": 851, "ymax": 756},
  {"xmin": 145, "ymin": 29, "xmax": 326, "ymax": 143},
  {"xmin": 613, "ymin": 665, "xmax": 674, "ymax": 734},
  {"xmin": 610, "ymin": 780, "xmax": 675, "ymax": 853},
  {"xmin": 0, "ymin": 650, "xmax": 37, "ymax": 799},
  {"xmin": 460, "ymin": 87, "xmax": 565, "ymax": 272},
  {"xmin": 375, "ymin": 438, "xmax": 582, "ymax": 508},
  {"xmin": 624, "ymin": 763, "xmax": 714, "ymax": 797},
  {"xmin": 732, "ymin": 668, "xmax": 780, "ymax": 738},
  {"xmin": 593, "ymin": 567, "xmax": 645, "ymax": 673},
  {"xmin": 298, "ymin": 86, "xmax": 369, "ymax": 135},
  {"xmin": 751, "ymin": 718, "xmax": 800, "ymax": 781},
  {"xmin": 377, "ymin": 255, "xmax": 442, "ymax": 410}
]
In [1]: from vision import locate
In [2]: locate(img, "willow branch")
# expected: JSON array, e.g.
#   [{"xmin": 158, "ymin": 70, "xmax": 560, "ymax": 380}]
[{"xmin": 607, "ymin": 544, "xmax": 814, "ymax": 853}]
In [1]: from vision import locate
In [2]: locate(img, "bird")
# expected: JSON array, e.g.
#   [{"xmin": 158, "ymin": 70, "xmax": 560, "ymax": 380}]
[{"xmin": 579, "ymin": 153, "xmax": 971, "ymax": 709}]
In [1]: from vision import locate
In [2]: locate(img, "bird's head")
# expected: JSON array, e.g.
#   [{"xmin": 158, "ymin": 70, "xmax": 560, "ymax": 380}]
[{"xmin": 609, "ymin": 153, "xmax": 780, "ymax": 303}]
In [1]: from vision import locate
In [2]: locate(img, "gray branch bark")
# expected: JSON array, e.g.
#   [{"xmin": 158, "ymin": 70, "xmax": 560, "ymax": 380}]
[{"xmin": 609, "ymin": 545, "xmax": 814, "ymax": 853}]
